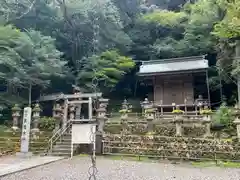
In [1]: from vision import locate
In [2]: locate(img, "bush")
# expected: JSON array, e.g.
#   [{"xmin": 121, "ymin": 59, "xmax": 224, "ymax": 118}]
[
  {"xmin": 39, "ymin": 117, "xmax": 56, "ymax": 131},
  {"xmin": 212, "ymin": 103, "xmax": 235, "ymax": 130}
]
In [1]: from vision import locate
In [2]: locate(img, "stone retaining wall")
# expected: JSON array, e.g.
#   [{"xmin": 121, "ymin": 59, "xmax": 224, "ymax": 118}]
[{"xmin": 103, "ymin": 134, "xmax": 240, "ymax": 161}]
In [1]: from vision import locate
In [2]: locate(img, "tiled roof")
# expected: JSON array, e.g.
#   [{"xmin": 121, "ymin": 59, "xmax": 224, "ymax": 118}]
[{"xmin": 138, "ymin": 56, "xmax": 208, "ymax": 75}]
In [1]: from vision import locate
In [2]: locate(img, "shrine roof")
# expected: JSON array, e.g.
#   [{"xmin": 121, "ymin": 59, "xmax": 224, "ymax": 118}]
[{"xmin": 138, "ymin": 55, "xmax": 208, "ymax": 76}]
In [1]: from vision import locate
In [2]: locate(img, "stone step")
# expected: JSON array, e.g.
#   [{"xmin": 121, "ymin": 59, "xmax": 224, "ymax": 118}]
[
  {"xmin": 56, "ymin": 141, "xmax": 71, "ymax": 146},
  {"xmin": 57, "ymin": 138, "xmax": 71, "ymax": 142},
  {"xmin": 54, "ymin": 144, "xmax": 73, "ymax": 148},
  {"xmin": 53, "ymin": 145, "xmax": 78, "ymax": 150},
  {"xmin": 49, "ymin": 152, "xmax": 71, "ymax": 157},
  {"xmin": 52, "ymin": 148, "xmax": 71, "ymax": 153},
  {"xmin": 59, "ymin": 137, "xmax": 71, "ymax": 141}
]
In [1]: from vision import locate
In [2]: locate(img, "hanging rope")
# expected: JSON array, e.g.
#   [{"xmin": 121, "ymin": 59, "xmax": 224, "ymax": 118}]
[{"xmin": 88, "ymin": 1, "xmax": 100, "ymax": 180}]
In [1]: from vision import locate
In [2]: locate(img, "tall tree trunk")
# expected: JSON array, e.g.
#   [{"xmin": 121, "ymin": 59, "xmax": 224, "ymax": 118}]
[
  {"xmin": 236, "ymin": 40, "xmax": 240, "ymax": 107},
  {"xmin": 28, "ymin": 83, "xmax": 32, "ymax": 106}
]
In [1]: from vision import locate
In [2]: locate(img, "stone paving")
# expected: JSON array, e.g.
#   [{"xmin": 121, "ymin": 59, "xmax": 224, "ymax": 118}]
[
  {"xmin": 1, "ymin": 157, "xmax": 240, "ymax": 180},
  {"xmin": 0, "ymin": 155, "xmax": 64, "ymax": 177}
]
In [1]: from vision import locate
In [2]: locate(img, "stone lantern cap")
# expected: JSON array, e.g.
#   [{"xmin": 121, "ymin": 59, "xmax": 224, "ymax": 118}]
[
  {"xmin": 53, "ymin": 103, "xmax": 62, "ymax": 112},
  {"xmin": 122, "ymin": 99, "xmax": 129, "ymax": 107},
  {"xmin": 33, "ymin": 103, "xmax": 41, "ymax": 112},
  {"xmin": 141, "ymin": 98, "xmax": 153, "ymax": 109},
  {"xmin": 121, "ymin": 99, "xmax": 132, "ymax": 109},
  {"xmin": 96, "ymin": 103, "xmax": 107, "ymax": 112},
  {"xmin": 69, "ymin": 104, "xmax": 76, "ymax": 111},
  {"xmin": 12, "ymin": 104, "xmax": 21, "ymax": 111},
  {"xmin": 99, "ymin": 98, "xmax": 109, "ymax": 104}
]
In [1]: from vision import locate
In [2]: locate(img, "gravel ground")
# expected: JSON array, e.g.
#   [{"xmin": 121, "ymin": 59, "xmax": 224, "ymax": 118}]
[{"xmin": 1, "ymin": 157, "xmax": 240, "ymax": 180}]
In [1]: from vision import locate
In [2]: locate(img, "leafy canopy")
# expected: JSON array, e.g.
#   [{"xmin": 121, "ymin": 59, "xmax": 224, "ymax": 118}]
[
  {"xmin": 0, "ymin": 25, "xmax": 67, "ymax": 88},
  {"xmin": 213, "ymin": 0, "xmax": 240, "ymax": 39},
  {"xmin": 77, "ymin": 50, "xmax": 135, "ymax": 93}
]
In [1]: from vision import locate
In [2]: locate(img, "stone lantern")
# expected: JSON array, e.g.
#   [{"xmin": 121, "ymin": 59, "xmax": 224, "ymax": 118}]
[
  {"xmin": 12, "ymin": 104, "xmax": 21, "ymax": 131},
  {"xmin": 201, "ymin": 105, "xmax": 212, "ymax": 121},
  {"xmin": 234, "ymin": 105, "xmax": 240, "ymax": 140},
  {"xmin": 120, "ymin": 99, "xmax": 132, "ymax": 121},
  {"xmin": 69, "ymin": 105, "xmax": 76, "ymax": 120},
  {"xmin": 141, "ymin": 98, "xmax": 156, "ymax": 131},
  {"xmin": 172, "ymin": 105, "xmax": 184, "ymax": 137},
  {"xmin": 119, "ymin": 99, "xmax": 132, "ymax": 134},
  {"xmin": 96, "ymin": 102, "xmax": 108, "ymax": 133},
  {"xmin": 32, "ymin": 103, "xmax": 41, "ymax": 133},
  {"xmin": 141, "ymin": 98, "xmax": 155, "ymax": 119},
  {"xmin": 53, "ymin": 102, "xmax": 62, "ymax": 131}
]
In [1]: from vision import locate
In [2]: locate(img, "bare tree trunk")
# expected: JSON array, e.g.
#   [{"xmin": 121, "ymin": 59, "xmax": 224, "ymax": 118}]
[
  {"xmin": 28, "ymin": 83, "xmax": 32, "ymax": 106},
  {"xmin": 236, "ymin": 40, "xmax": 240, "ymax": 108}
]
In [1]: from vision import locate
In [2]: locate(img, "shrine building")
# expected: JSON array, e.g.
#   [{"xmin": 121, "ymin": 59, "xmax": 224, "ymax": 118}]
[{"xmin": 137, "ymin": 56, "xmax": 209, "ymax": 108}]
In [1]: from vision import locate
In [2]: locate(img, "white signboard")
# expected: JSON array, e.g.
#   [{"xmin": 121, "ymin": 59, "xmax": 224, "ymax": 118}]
[
  {"xmin": 20, "ymin": 107, "xmax": 32, "ymax": 153},
  {"xmin": 71, "ymin": 124, "xmax": 96, "ymax": 144}
]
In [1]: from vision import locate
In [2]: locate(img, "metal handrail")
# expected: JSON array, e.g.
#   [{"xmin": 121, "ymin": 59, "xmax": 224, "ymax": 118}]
[{"xmin": 45, "ymin": 119, "xmax": 72, "ymax": 155}]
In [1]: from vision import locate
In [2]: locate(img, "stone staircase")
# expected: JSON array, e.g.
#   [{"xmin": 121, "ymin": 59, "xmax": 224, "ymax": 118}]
[
  {"xmin": 49, "ymin": 132, "xmax": 72, "ymax": 156},
  {"xmin": 48, "ymin": 129, "xmax": 81, "ymax": 157}
]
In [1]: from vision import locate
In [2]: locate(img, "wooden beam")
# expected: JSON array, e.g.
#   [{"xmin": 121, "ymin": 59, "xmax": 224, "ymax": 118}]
[
  {"xmin": 68, "ymin": 100, "xmax": 89, "ymax": 104},
  {"xmin": 71, "ymin": 119, "xmax": 96, "ymax": 122},
  {"xmin": 99, "ymin": 98, "xmax": 109, "ymax": 102},
  {"xmin": 64, "ymin": 93, "xmax": 102, "ymax": 99},
  {"xmin": 38, "ymin": 93, "xmax": 102, "ymax": 101}
]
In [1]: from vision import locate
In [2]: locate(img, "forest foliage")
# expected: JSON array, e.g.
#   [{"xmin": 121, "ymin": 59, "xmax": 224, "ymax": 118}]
[{"xmin": 0, "ymin": 0, "xmax": 240, "ymax": 108}]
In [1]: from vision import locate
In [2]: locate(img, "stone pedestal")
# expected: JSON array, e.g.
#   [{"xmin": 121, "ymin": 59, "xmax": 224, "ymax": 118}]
[
  {"xmin": 120, "ymin": 114, "xmax": 128, "ymax": 134},
  {"xmin": 146, "ymin": 115, "xmax": 154, "ymax": 132},
  {"xmin": 95, "ymin": 131, "xmax": 103, "ymax": 154},
  {"xmin": 234, "ymin": 119, "xmax": 240, "ymax": 140},
  {"xmin": 96, "ymin": 100, "xmax": 108, "ymax": 155},
  {"xmin": 174, "ymin": 115, "xmax": 183, "ymax": 137},
  {"xmin": 203, "ymin": 115, "xmax": 212, "ymax": 137}
]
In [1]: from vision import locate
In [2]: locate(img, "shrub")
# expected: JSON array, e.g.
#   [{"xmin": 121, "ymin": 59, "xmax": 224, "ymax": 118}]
[
  {"xmin": 172, "ymin": 109, "xmax": 184, "ymax": 114},
  {"xmin": 200, "ymin": 109, "xmax": 213, "ymax": 115},
  {"xmin": 39, "ymin": 117, "xmax": 56, "ymax": 131},
  {"xmin": 212, "ymin": 104, "xmax": 235, "ymax": 129}
]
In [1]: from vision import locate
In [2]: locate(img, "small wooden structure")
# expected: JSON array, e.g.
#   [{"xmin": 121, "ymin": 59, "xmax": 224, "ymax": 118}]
[
  {"xmin": 138, "ymin": 56, "xmax": 209, "ymax": 110},
  {"xmin": 38, "ymin": 90, "xmax": 104, "ymax": 129}
]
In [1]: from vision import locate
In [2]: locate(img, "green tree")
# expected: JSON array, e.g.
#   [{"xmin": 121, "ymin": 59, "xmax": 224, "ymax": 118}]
[
  {"xmin": 140, "ymin": 0, "xmax": 221, "ymax": 58},
  {"xmin": 0, "ymin": 25, "xmax": 68, "ymax": 105},
  {"xmin": 213, "ymin": 0, "xmax": 240, "ymax": 39},
  {"xmin": 77, "ymin": 50, "xmax": 135, "ymax": 93}
]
